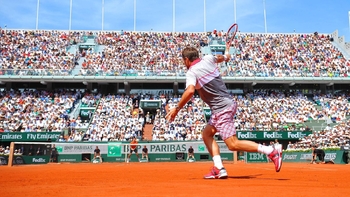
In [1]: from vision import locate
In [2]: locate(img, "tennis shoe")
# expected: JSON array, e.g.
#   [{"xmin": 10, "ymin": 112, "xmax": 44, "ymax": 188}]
[
  {"xmin": 204, "ymin": 166, "xmax": 228, "ymax": 179},
  {"xmin": 268, "ymin": 145, "xmax": 282, "ymax": 172}
]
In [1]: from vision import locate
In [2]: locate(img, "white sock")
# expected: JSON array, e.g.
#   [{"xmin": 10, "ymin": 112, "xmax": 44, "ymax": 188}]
[
  {"xmin": 257, "ymin": 144, "xmax": 274, "ymax": 155},
  {"xmin": 212, "ymin": 155, "xmax": 224, "ymax": 169}
]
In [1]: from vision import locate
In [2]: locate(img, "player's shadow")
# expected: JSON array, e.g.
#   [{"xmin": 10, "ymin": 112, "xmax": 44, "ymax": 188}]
[
  {"xmin": 228, "ymin": 174, "xmax": 262, "ymax": 179},
  {"xmin": 228, "ymin": 174, "xmax": 289, "ymax": 181}
]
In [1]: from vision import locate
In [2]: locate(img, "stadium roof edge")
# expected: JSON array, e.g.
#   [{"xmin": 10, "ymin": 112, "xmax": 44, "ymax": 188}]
[
  {"xmin": 1, "ymin": 28, "xmax": 336, "ymax": 35},
  {"xmin": 0, "ymin": 76, "xmax": 349, "ymax": 84}
]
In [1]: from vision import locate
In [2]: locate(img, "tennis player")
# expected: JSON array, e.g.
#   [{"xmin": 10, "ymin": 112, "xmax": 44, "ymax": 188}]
[
  {"xmin": 127, "ymin": 137, "xmax": 140, "ymax": 163},
  {"xmin": 165, "ymin": 46, "xmax": 282, "ymax": 179}
]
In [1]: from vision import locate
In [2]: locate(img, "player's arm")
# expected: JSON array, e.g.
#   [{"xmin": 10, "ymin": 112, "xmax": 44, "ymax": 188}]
[
  {"xmin": 165, "ymin": 85, "xmax": 195, "ymax": 121},
  {"xmin": 176, "ymin": 85, "xmax": 195, "ymax": 110},
  {"xmin": 215, "ymin": 54, "xmax": 231, "ymax": 63}
]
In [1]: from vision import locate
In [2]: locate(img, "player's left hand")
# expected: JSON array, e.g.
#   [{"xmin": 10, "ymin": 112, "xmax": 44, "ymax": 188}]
[{"xmin": 165, "ymin": 107, "xmax": 178, "ymax": 122}]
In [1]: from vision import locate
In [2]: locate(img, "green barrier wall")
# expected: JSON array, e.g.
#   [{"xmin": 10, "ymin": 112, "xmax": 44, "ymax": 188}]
[
  {"xmin": 53, "ymin": 142, "xmax": 347, "ymax": 164},
  {"xmin": 0, "ymin": 155, "xmax": 50, "ymax": 165},
  {"xmin": 282, "ymin": 150, "xmax": 346, "ymax": 164},
  {"xmin": 245, "ymin": 152, "xmax": 268, "ymax": 163},
  {"xmin": 53, "ymin": 142, "xmax": 235, "ymax": 163},
  {"xmin": 57, "ymin": 152, "xmax": 234, "ymax": 163},
  {"xmin": 243, "ymin": 150, "xmax": 347, "ymax": 164}
]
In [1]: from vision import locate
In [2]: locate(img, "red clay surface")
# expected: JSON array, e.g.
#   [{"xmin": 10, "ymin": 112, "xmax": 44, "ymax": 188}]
[{"xmin": 1, "ymin": 162, "xmax": 349, "ymax": 197}]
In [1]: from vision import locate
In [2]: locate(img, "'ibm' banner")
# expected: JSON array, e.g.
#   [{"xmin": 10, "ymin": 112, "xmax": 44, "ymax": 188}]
[{"xmin": 245, "ymin": 152, "xmax": 268, "ymax": 163}]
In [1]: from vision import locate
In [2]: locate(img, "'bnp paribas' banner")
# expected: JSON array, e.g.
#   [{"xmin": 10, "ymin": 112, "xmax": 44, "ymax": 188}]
[
  {"xmin": 53, "ymin": 142, "xmax": 231, "ymax": 156},
  {"xmin": 237, "ymin": 131, "xmax": 312, "ymax": 140},
  {"xmin": 54, "ymin": 142, "xmax": 233, "ymax": 163},
  {"xmin": 0, "ymin": 132, "xmax": 61, "ymax": 142}
]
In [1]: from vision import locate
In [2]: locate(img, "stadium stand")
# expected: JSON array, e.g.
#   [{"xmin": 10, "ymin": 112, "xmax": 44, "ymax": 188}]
[
  {"xmin": 0, "ymin": 30, "xmax": 81, "ymax": 76},
  {"xmin": 0, "ymin": 27, "xmax": 349, "ymax": 149}
]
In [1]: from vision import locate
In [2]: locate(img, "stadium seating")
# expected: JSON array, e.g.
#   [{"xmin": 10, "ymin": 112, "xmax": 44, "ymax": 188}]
[
  {"xmin": 2, "ymin": 30, "xmax": 349, "ymax": 77},
  {"xmin": 0, "ymin": 29, "xmax": 349, "ymax": 149},
  {"xmin": 0, "ymin": 30, "xmax": 81, "ymax": 76}
]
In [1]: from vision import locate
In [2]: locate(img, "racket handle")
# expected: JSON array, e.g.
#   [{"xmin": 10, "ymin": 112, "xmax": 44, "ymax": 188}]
[{"xmin": 225, "ymin": 43, "xmax": 230, "ymax": 55}]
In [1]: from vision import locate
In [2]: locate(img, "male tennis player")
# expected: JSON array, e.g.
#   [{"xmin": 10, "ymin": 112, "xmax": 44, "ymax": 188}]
[
  {"xmin": 127, "ymin": 137, "xmax": 140, "ymax": 163},
  {"xmin": 165, "ymin": 46, "xmax": 282, "ymax": 179}
]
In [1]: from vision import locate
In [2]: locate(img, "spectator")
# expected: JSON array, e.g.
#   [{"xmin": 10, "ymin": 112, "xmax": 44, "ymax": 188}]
[{"xmin": 142, "ymin": 145, "xmax": 148, "ymax": 161}]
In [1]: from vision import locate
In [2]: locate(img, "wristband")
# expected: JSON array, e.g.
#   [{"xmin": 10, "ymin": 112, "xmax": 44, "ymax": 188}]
[{"xmin": 223, "ymin": 55, "xmax": 228, "ymax": 61}]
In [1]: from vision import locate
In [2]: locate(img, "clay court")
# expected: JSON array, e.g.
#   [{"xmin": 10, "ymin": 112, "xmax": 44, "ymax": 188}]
[{"xmin": 2, "ymin": 162, "xmax": 349, "ymax": 197}]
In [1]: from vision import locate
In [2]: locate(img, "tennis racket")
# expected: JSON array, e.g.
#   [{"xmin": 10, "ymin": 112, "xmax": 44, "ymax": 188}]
[{"xmin": 225, "ymin": 23, "xmax": 238, "ymax": 54}]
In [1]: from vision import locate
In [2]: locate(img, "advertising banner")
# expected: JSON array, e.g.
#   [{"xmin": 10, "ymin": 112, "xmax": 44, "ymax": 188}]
[
  {"xmin": 237, "ymin": 131, "xmax": 312, "ymax": 140},
  {"xmin": 282, "ymin": 150, "xmax": 346, "ymax": 164},
  {"xmin": 0, "ymin": 155, "xmax": 50, "ymax": 165},
  {"xmin": 0, "ymin": 132, "xmax": 61, "ymax": 142}
]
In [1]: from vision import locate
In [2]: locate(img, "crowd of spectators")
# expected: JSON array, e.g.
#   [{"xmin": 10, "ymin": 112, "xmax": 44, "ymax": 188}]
[
  {"xmin": 284, "ymin": 92, "xmax": 350, "ymax": 151},
  {"xmin": 313, "ymin": 93, "xmax": 350, "ymax": 123},
  {"xmin": 2, "ymin": 29, "xmax": 348, "ymax": 78},
  {"xmin": 0, "ymin": 89, "xmax": 80, "ymax": 133},
  {"xmin": 64, "ymin": 94, "xmax": 145, "ymax": 142},
  {"xmin": 78, "ymin": 31, "xmax": 206, "ymax": 76},
  {"xmin": 76, "ymin": 30, "xmax": 350, "ymax": 78},
  {"xmin": 0, "ymin": 28, "xmax": 349, "ymax": 78},
  {"xmin": 1, "ymin": 28, "xmax": 350, "ymax": 153},
  {"xmin": 0, "ymin": 89, "xmax": 349, "ymax": 148},
  {"xmin": 152, "ymin": 95, "xmax": 206, "ymax": 141},
  {"xmin": 0, "ymin": 28, "xmax": 81, "ymax": 76},
  {"xmin": 224, "ymin": 33, "xmax": 349, "ymax": 77},
  {"xmin": 149, "ymin": 90, "xmax": 350, "ymax": 141},
  {"xmin": 286, "ymin": 118, "xmax": 350, "ymax": 151}
]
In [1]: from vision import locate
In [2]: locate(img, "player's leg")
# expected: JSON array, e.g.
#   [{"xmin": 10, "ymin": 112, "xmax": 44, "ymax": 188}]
[
  {"xmin": 224, "ymin": 135, "xmax": 272, "ymax": 153},
  {"xmin": 202, "ymin": 124, "xmax": 221, "ymax": 166},
  {"xmin": 216, "ymin": 103, "xmax": 282, "ymax": 172},
  {"xmin": 202, "ymin": 124, "xmax": 227, "ymax": 179},
  {"xmin": 135, "ymin": 150, "xmax": 140, "ymax": 162},
  {"xmin": 127, "ymin": 150, "xmax": 132, "ymax": 163},
  {"xmin": 224, "ymin": 135, "xmax": 282, "ymax": 172}
]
